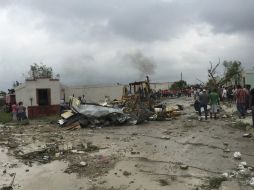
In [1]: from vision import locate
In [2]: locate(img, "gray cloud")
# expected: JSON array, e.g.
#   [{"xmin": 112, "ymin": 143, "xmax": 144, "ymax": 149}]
[
  {"xmin": 0, "ymin": 0, "xmax": 254, "ymax": 91},
  {"xmin": 2, "ymin": 0, "xmax": 254, "ymax": 40},
  {"xmin": 196, "ymin": 0, "xmax": 254, "ymax": 34},
  {"xmin": 107, "ymin": 1, "xmax": 195, "ymax": 41}
]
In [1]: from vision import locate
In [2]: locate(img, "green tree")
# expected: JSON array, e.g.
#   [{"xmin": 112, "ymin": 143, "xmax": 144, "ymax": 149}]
[
  {"xmin": 0, "ymin": 91, "xmax": 6, "ymax": 96},
  {"xmin": 207, "ymin": 59, "xmax": 243, "ymax": 88},
  {"xmin": 222, "ymin": 60, "xmax": 243, "ymax": 85},
  {"xmin": 29, "ymin": 63, "xmax": 53, "ymax": 79}
]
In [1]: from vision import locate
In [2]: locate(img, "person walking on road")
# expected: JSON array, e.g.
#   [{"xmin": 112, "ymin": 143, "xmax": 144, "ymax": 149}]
[
  {"xmin": 243, "ymin": 85, "xmax": 250, "ymax": 111},
  {"xmin": 199, "ymin": 89, "xmax": 209, "ymax": 120},
  {"xmin": 235, "ymin": 85, "xmax": 248, "ymax": 119},
  {"xmin": 222, "ymin": 87, "xmax": 227, "ymax": 102},
  {"xmin": 209, "ymin": 89, "xmax": 220, "ymax": 119}
]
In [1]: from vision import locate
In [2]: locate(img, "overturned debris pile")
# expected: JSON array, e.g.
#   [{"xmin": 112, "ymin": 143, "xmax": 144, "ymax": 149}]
[
  {"xmin": 59, "ymin": 97, "xmax": 184, "ymax": 129},
  {"xmin": 58, "ymin": 97, "xmax": 147, "ymax": 129}
]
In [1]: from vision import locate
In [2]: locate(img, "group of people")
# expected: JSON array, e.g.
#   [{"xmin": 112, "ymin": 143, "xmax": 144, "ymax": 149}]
[
  {"xmin": 218, "ymin": 85, "xmax": 253, "ymax": 119},
  {"xmin": 11, "ymin": 101, "xmax": 27, "ymax": 121},
  {"xmin": 194, "ymin": 89, "xmax": 220, "ymax": 120},
  {"xmin": 194, "ymin": 85, "xmax": 254, "ymax": 128}
]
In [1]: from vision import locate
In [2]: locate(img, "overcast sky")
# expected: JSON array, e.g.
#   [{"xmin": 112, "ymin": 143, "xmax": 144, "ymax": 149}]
[{"xmin": 0, "ymin": 0, "xmax": 254, "ymax": 90}]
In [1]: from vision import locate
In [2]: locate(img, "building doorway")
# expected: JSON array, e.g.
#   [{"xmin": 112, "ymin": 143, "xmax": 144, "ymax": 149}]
[{"xmin": 37, "ymin": 89, "xmax": 51, "ymax": 106}]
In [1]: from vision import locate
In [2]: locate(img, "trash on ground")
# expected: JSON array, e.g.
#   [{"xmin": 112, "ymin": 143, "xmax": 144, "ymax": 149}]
[
  {"xmin": 180, "ymin": 164, "xmax": 189, "ymax": 170},
  {"xmin": 233, "ymin": 152, "xmax": 241, "ymax": 160},
  {"xmin": 243, "ymin": 133, "xmax": 252, "ymax": 138},
  {"xmin": 80, "ymin": 162, "xmax": 87, "ymax": 167},
  {"xmin": 250, "ymin": 177, "xmax": 254, "ymax": 186}
]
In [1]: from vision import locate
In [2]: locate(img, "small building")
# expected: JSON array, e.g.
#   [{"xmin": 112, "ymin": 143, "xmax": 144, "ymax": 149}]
[
  {"xmin": 15, "ymin": 78, "xmax": 60, "ymax": 118},
  {"xmin": 243, "ymin": 68, "xmax": 254, "ymax": 88}
]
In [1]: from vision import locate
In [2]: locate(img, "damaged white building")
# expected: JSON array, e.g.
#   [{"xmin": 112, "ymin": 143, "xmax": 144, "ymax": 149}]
[{"xmin": 15, "ymin": 78, "xmax": 125, "ymax": 118}]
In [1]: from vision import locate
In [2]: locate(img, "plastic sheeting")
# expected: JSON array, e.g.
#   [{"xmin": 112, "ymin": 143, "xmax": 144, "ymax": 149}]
[{"xmin": 70, "ymin": 97, "xmax": 124, "ymax": 118}]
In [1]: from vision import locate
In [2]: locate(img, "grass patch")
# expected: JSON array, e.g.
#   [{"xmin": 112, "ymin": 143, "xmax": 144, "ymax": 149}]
[
  {"xmin": 208, "ymin": 176, "xmax": 227, "ymax": 189},
  {"xmin": 200, "ymin": 176, "xmax": 227, "ymax": 190},
  {"xmin": 0, "ymin": 111, "xmax": 12, "ymax": 123},
  {"xmin": 158, "ymin": 179, "xmax": 170, "ymax": 186}
]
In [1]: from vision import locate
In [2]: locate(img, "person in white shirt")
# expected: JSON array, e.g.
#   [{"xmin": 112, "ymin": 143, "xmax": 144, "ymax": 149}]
[{"xmin": 222, "ymin": 87, "xmax": 227, "ymax": 102}]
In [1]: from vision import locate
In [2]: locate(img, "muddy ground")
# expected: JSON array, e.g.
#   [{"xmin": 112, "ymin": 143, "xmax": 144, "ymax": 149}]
[{"xmin": 1, "ymin": 97, "xmax": 254, "ymax": 190}]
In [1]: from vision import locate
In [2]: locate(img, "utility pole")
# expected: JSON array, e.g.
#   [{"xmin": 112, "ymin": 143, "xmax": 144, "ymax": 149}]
[{"xmin": 181, "ymin": 72, "xmax": 183, "ymax": 81}]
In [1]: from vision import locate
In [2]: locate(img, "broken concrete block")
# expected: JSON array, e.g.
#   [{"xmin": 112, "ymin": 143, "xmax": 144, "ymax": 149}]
[
  {"xmin": 222, "ymin": 173, "xmax": 229, "ymax": 178},
  {"xmin": 80, "ymin": 162, "xmax": 87, "ymax": 166},
  {"xmin": 243, "ymin": 133, "xmax": 252, "ymax": 138},
  {"xmin": 239, "ymin": 162, "xmax": 247, "ymax": 167},
  {"xmin": 250, "ymin": 177, "xmax": 254, "ymax": 186},
  {"xmin": 160, "ymin": 136, "xmax": 170, "ymax": 140},
  {"xmin": 233, "ymin": 152, "xmax": 241, "ymax": 160}
]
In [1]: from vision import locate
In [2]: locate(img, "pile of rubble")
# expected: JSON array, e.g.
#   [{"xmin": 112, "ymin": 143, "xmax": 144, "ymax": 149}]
[
  {"xmin": 58, "ymin": 97, "xmax": 146, "ymax": 129},
  {"xmin": 221, "ymin": 157, "xmax": 254, "ymax": 187},
  {"xmin": 58, "ymin": 97, "xmax": 184, "ymax": 129}
]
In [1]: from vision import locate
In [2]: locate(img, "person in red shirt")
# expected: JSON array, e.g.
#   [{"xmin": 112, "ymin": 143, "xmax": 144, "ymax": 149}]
[{"xmin": 235, "ymin": 85, "xmax": 248, "ymax": 118}]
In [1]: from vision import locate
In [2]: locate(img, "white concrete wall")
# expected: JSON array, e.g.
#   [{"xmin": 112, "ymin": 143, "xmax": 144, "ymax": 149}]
[
  {"xmin": 15, "ymin": 78, "xmax": 61, "ymax": 108},
  {"xmin": 63, "ymin": 84, "xmax": 124, "ymax": 103},
  {"xmin": 15, "ymin": 84, "xmax": 30, "ymax": 108},
  {"xmin": 150, "ymin": 82, "xmax": 173, "ymax": 91}
]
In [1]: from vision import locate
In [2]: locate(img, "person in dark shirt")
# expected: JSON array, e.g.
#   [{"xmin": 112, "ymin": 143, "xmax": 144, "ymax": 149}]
[
  {"xmin": 250, "ymin": 87, "xmax": 254, "ymax": 128},
  {"xmin": 17, "ymin": 101, "xmax": 26, "ymax": 121},
  {"xmin": 199, "ymin": 89, "xmax": 209, "ymax": 120}
]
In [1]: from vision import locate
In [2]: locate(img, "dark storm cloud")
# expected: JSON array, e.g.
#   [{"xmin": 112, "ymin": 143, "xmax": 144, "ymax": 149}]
[
  {"xmin": 107, "ymin": 1, "xmax": 195, "ymax": 41},
  {"xmin": 2, "ymin": 0, "xmax": 254, "ymax": 41},
  {"xmin": 19, "ymin": 0, "xmax": 254, "ymax": 39},
  {"xmin": 0, "ymin": 0, "xmax": 254, "ymax": 91},
  {"xmin": 1, "ymin": 0, "xmax": 195, "ymax": 41},
  {"xmin": 198, "ymin": 0, "xmax": 254, "ymax": 34}
]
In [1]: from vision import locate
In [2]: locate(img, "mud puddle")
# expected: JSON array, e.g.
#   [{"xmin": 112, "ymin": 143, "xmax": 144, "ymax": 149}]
[{"xmin": 0, "ymin": 147, "xmax": 90, "ymax": 190}]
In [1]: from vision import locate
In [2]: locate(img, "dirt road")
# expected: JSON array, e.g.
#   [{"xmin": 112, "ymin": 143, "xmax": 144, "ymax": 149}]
[{"xmin": 1, "ymin": 97, "xmax": 254, "ymax": 190}]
